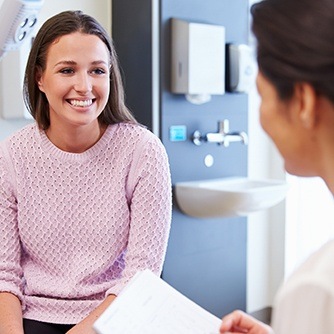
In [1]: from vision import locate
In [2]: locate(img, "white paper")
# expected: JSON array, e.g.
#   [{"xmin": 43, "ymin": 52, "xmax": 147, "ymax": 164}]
[{"xmin": 93, "ymin": 269, "xmax": 221, "ymax": 334}]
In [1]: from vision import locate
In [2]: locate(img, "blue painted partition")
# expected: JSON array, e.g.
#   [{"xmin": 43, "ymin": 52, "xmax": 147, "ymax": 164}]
[{"xmin": 113, "ymin": 0, "xmax": 249, "ymax": 318}]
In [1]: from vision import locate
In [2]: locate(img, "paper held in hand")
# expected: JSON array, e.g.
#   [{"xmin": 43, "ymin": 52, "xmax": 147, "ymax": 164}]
[{"xmin": 93, "ymin": 269, "xmax": 221, "ymax": 334}]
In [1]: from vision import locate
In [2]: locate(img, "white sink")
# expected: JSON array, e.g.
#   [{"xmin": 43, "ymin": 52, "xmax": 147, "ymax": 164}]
[{"xmin": 175, "ymin": 177, "xmax": 288, "ymax": 218}]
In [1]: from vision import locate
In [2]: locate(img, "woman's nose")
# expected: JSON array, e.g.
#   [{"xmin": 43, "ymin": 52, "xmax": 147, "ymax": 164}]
[{"xmin": 74, "ymin": 72, "xmax": 92, "ymax": 93}]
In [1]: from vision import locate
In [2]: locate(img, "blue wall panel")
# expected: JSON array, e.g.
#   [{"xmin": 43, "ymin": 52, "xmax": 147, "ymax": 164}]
[
  {"xmin": 113, "ymin": 0, "xmax": 249, "ymax": 318},
  {"xmin": 161, "ymin": 0, "xmax": 248, "ymax": 318}
]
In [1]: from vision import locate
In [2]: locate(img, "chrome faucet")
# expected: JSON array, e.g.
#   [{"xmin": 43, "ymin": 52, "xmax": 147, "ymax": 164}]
[{"xmin": 192, "ymin": 120, "xmax": 248, "ymax": 147}]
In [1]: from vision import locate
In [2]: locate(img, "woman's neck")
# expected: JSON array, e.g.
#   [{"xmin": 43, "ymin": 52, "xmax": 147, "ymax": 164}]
[
  {"xmin": 316, "ymin": 97, "xmax": 334, "ymax": 195},
  {"xmin": 45, "ymin": 123, "xmax": 107, "ymax": 153}
]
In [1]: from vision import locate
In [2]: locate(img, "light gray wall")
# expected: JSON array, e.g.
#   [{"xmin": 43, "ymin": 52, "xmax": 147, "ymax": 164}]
[{"xmin": 0, "ymin": 119, "xmax": 32, "ymax": 141}]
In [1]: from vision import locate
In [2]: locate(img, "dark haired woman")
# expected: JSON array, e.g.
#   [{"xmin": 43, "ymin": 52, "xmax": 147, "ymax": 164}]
[
  {"xmin": 220, "ymin": 0, "xmax": 334, "ymax": 333},
  {"xmin": 0, "ymin": 10, "xmax": 171, "ymax": 334}
]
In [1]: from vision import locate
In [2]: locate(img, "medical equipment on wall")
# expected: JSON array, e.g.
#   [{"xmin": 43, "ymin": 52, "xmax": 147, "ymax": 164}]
[
  {"xmin": 0, "ymin": 0, "xmax": 43, "ymax": 119},
  {"xmin": 0, "ymin": 0, "xmax": 43, "ymax": 61}
]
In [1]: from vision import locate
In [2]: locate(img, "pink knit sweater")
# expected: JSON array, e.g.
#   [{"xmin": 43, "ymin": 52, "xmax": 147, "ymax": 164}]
[{"xmin": 0, "ymin": 122, "xmax": 172, "ymax": 324}]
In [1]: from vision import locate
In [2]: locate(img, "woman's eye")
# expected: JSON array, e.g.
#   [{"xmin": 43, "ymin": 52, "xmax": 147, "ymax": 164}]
[
  {"xmin": 59, "ymin": 68, "xmax": 74, "ymax": 74},
  {"xmin": 91, "ymin": 68, "xmax": 106, "ymax": 75}
]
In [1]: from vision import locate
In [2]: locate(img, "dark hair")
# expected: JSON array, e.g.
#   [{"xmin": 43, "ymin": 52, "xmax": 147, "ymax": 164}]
[
  {"xmin": 24, "ymin": 10, "xmax": 136, "ymax": 129},
  {"xmin": 251, "ymin": 0, "xmax": 334, "ymax": 103}
]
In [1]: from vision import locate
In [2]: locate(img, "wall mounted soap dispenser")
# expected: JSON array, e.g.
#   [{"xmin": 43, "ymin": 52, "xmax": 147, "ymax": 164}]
[
  {"xmin": 171, "ymin": 18, "xmax": 225, "ymax": 104},
  {"xmin": 226, "ymin": 44, "xmax": 257, "ymax": 93}
]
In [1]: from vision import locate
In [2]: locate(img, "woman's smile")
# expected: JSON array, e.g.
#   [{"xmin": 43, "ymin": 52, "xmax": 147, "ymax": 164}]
[{"xmin": 67, "ymin": 98, "xmax": 95, "ymax": 108}]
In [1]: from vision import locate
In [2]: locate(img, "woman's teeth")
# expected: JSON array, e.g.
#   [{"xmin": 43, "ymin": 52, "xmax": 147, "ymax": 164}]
[{"xmin": 69, "ymin": 99, "xmax": 93, "ymax": 107}]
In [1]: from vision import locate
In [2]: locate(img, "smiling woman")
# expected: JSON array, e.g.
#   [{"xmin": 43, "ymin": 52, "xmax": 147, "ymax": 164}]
[
  {"xmin": 0, "ymin": 10, "xmax": 172, "ymax": 334},
  {"xmin": 36, "ymin": 32, "xmax": 111, "ymax": 153}
]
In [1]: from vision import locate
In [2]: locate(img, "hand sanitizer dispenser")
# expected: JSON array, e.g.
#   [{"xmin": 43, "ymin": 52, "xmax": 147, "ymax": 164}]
[
  {"xmin": 171, "ymin": 18, "xmax": 225, "ymax": 104},
  {"xmin": 226, "ymin": 44, "xmax": 257, "ymax": 93}
]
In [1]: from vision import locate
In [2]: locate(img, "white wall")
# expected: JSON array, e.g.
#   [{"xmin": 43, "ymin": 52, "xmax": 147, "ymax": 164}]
[
  {"xmin": 246, "ymin": 0, "xmax": 286, "ymax": 314},
  {"xmin": 0, "ymin": 0, "xmax": 111, "ymax": 140},
  {"xmin": 36, "ymin": 0, "xmax": 111, "ymax": 35},
  {"xmin": 247, "ymin": 81, "xmax": 286, "ymax": 313}
]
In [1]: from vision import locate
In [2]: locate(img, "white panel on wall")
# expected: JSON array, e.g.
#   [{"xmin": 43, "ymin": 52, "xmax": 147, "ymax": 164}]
[
  {"xmin": 171, "ymin": 18, "xmax": 225, "ymax": 96},
  {"xmin": 37, "ymin": 0, "xmax": 111, "ymax": 35},
  {"xmin": 0, "ymin": 37, "xmax": 32, "ymax": 119}
]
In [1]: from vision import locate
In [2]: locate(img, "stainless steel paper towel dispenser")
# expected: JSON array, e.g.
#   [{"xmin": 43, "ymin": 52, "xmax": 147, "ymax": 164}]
[{"xmin": 171, "ymin": 18, "xmax": 225, "ymax": 104}]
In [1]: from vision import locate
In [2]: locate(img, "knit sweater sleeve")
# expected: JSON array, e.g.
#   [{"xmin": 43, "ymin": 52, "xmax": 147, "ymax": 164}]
[
  {"xmin": 0, "ymin": 143, "xmax": 24, "ymax": 305},
  {"xmin": 105, "ymin": 130, "xmax": 172, "ymax": 296}
]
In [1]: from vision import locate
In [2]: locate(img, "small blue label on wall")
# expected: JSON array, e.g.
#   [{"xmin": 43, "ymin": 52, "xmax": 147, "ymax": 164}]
[{"xmin": 169, "ymin": 125, "xmax": 187, "ymax": 142}]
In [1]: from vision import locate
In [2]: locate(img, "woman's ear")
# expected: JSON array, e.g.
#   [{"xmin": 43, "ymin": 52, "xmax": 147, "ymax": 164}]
[
  {"xmin": 295, "ymin": 82, "xmax": 317, "ymax": 129},
  {"xmin": 35, "ymin": 67, "xmax": 44, "ymax": 92}
]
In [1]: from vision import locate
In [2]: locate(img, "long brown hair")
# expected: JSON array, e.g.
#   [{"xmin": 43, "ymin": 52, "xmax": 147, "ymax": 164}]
[
  {"xmin": 24, "ymin": 10, "xmax": 137, "ymax": 129},
  {"xmin": 251, "ymin": 0, "xmax": 334, "ymax": 103}
]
